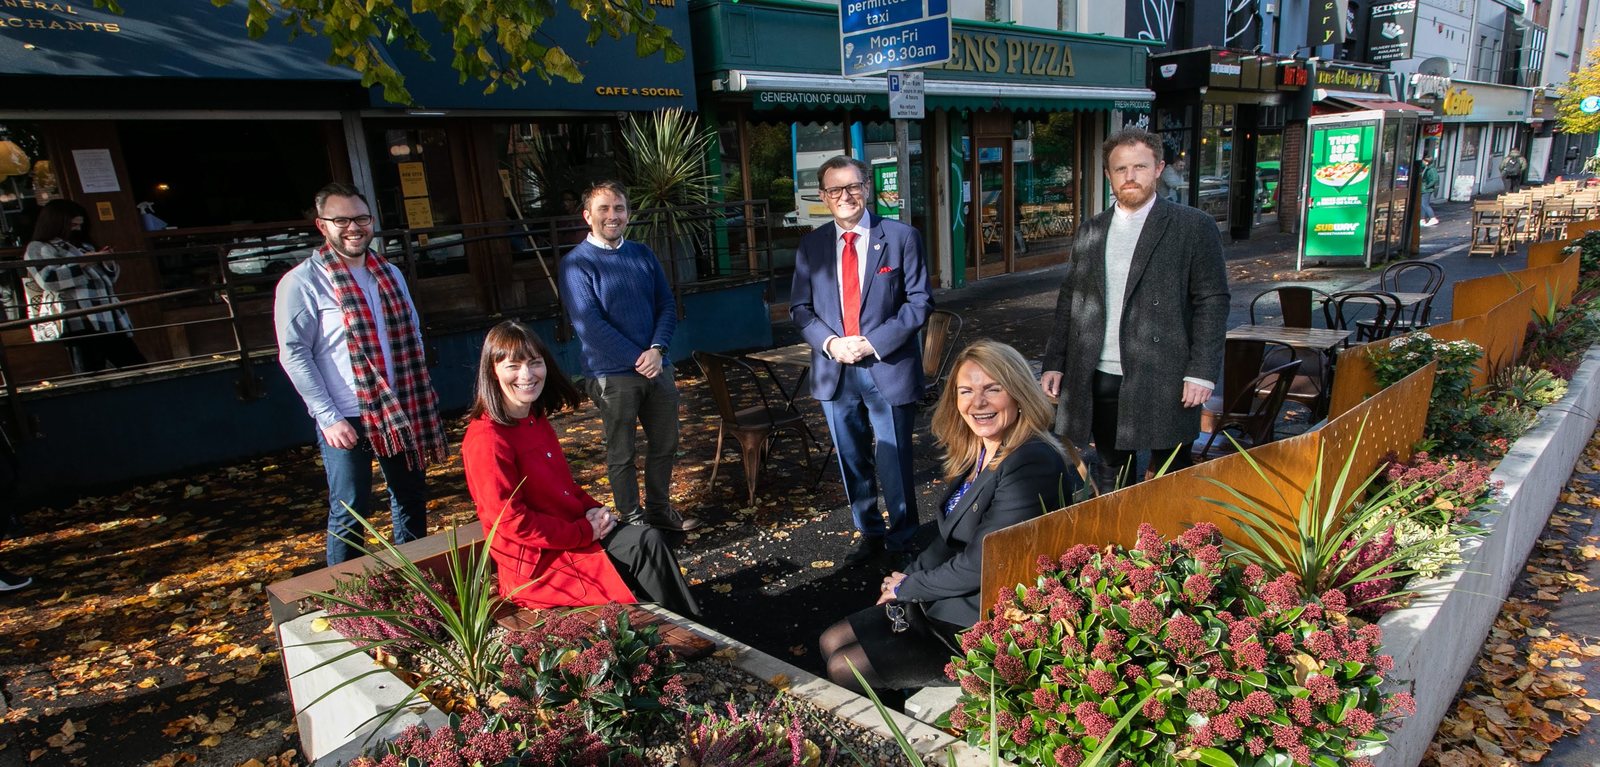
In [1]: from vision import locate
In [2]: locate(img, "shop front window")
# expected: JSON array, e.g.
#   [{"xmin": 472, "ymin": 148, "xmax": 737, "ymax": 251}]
[
  {"xmin": 1155, "ymin": 106, "xmax": 1194, "ymax": 207},
  {"xmin": 860, "ymin": 121, "xmax": 926, "ymax": 236},
  {"xmin": 792, "ymin": 122, "xmax": 849, "ymax": 230},
  {"xmin": 1461, "ymin": 126, "xmax": 1481, "ymax": 163},
  {"xmin": 1198, "ymin": 104, "xmax": 1234, "ymax": 225},
  {"xmin": 1012, "ymin": 113, "xmax": 1076, "ymax": 259},
  {"xmin": 366, "ymin": 126, "xmax": 465, "ymax": 278}
]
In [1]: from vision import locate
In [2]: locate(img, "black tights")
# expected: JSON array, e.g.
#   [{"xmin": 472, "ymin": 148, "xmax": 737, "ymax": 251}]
[{"xmin": 819, "ymin": 619, "xmax": 881, "ymax": 694}]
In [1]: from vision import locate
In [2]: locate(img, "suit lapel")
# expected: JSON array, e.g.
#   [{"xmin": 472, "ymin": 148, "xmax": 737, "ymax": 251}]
[
  {"xmin": 1122, "ymin": 199, "xmax": 1171, "ymax": 306},
  {"xmin": 859, "ymin": 214, "xmax": 888, "ymax": 307},
  {"xmin": 940, "ymin": 465, "xmax": 999, "ymax": 538}
]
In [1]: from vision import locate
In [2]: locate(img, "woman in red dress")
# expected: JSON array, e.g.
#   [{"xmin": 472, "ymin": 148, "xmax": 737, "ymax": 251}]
[{"xmin": 461, "ymin": 321, "xmax": 699, "ymax": 616}]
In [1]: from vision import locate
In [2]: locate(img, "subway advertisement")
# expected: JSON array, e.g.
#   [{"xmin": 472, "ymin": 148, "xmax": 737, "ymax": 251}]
[{"xmin": 1301, "ymin": 120, "xmax": 1377, "ymax": 262}]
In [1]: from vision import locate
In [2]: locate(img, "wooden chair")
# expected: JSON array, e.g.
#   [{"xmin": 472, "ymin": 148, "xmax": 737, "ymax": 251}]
[
  {"xmin": 1470, "ymin": 201, "xmax": 1507, "ymax": 257},
  {"xmin": 1249, "ymin": 286, "xmax": 1334, "ymax": 328},
  {"xmin": 694, "ymin": 351, "xmax": 819, "ymax": 506},
  {"xmin": 1377, "ymin": 260, "xmax": 1444, "ymax": 328},
  {"xmin": 1328, "ymin": 290, "xmax": 1404, "ymax": 344},
  {"xmin": 1195, "ymin": 357, "xmax": 1303, "ymax": 460},
  {"xmin": 1540, "ymin": 198, "xmax": 1579, "ymax": 241},
  {"xmin": 921, "ymin": 309, "xmax": 964, "ymax": 399}
]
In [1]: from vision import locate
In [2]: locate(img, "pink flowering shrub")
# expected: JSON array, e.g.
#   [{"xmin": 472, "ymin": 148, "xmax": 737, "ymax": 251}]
[
  {"xmin": 498, "ymin": 604, "xmax": 688, "ymax": 742},
  {"xmin": 348, "ymin": 703, "xmax": 615, "ymax": 767},
  {"xmin": 1382, "ymin": 452, "xmax": 1499, "ymax": 525},
  {"xmin": 681, "ymin": 699, "xmax": 836, "ymax": 766},
  {"xmin": 946, "ymin": 524, "xmax": 1410, "ymax": 767},
  {"xmin": 323, "ymin": 567, "xmax": 449, "ymax": 655}
]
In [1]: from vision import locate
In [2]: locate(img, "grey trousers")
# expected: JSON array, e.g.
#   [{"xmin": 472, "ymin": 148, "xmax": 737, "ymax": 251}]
[{"xmin": 586, "ymin": 368, "xmax": 681, "ymax": 518}]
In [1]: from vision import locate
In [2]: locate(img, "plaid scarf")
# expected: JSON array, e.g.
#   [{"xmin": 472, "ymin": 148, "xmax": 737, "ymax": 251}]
[{"xmin": 319, "ymin": 245, "xmax": 447, "ymax": 470}]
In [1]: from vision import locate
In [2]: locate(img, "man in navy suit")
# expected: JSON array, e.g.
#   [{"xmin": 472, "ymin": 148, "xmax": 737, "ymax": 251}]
[{"xmin": 791, "ymin": 155, "xmax": 932, "ymax": 567}]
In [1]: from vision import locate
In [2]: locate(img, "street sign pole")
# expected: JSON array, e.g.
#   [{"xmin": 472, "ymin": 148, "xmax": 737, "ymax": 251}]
[{"xmin": 843, "ymin": 0, "xmax": 947, "ymax": 225}]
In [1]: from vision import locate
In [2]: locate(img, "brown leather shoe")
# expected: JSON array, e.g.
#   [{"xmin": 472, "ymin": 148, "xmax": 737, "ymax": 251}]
[{"xmin": 637, "ymin": 507, "xmax": 702, "ymax": 532}]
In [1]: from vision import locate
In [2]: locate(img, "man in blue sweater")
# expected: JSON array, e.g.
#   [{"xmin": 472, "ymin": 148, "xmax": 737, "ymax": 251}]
[{"xmin": 559, "ymin": 181, "xmax": 701, "ymax": 532}]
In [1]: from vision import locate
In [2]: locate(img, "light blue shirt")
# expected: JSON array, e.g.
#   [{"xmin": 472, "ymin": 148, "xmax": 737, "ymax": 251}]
[{"xmin": 274, "ymin": 254, "xmax": 421, "ymax": 430}]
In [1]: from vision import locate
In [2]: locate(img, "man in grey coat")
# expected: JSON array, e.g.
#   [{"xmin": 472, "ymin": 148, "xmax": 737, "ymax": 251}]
[{"xmin": 1039, "ymin": 129, "xmax": 1229, "ymax": 488}]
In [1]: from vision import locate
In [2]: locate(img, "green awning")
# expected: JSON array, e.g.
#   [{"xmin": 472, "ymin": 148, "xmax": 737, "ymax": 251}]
[{"xmin": 728, "ymin": 70, "xmax": 1153, "ymax": 113}]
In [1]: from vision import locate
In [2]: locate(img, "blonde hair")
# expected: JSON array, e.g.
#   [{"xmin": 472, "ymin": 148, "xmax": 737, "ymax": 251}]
[{"xmin": 930, "ymin": 339, "xmax": 1065, "ymax": 481}]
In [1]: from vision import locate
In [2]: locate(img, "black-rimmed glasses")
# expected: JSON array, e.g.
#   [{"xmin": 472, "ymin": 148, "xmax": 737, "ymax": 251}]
[
  {"xmin": 821, "ymin": 183, "xmax": 868, "ymax": 200},
  {"xmin": 318, "ymin": 215, "xmax": 374, "ymax": 228},
  {"xmin": 885, "ymin": 602, "xmax": 909, "ymax": 633}
]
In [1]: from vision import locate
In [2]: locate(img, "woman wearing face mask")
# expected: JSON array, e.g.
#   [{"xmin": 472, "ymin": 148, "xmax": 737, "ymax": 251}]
[
  {"xmin": 460, "ymin": 320, "xmax": 699, "ymax": 617},
  {"xmin": 24, "ymin": 199, "xmax": 146, "ymax": 373}
]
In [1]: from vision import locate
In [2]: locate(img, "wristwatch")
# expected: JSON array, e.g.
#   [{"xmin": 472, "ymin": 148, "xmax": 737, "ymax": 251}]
[{"xmin": 650, "ymin": 343, "xmax": 668, "ymax": 355}]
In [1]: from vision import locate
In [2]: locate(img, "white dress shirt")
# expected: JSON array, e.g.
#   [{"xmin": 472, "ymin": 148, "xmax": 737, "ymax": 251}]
[{"xmin": 825, "ymin": 218, "xmax": 873, "ymax": 359}]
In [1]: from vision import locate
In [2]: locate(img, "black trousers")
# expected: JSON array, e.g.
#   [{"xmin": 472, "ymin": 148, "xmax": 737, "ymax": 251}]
[
  {"xmin": 1091, "ymin": 371, "xmax": 1192, "ymax": 488},
  {"xmin": 602, "ymin": 522, "xmax": 700, "ymax": 619}
]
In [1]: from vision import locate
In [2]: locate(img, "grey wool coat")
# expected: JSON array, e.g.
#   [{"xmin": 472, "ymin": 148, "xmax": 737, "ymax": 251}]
[{"xmin": 1040, "ymin": 197, "xmax": 1230, "ymax": 450}]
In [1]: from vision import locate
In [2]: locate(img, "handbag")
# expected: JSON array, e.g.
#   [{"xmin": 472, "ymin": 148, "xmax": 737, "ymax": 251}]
[{"xmin": 23, "ymin": 278, "xmax": 63, "ymax": 343}]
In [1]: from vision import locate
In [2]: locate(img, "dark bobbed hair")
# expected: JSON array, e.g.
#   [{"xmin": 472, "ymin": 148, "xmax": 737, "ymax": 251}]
[
  {"xmin": 31, "ymin": 199, "xmax": 89, "ymax": 244},
  {"xmin": 1100, "ymin": 128, "xmax": 1164, "ymax": 170},
  {"xmin": 816, "ymin": 155, "xmax": 871, "ymax": 187},
  {"xmin": 467, "ymin": 321, "xmax": 584, "ymax": 425},
  {"xmin": 929, "ymin": 339, "xmax": 1067, "ymax": 481}
]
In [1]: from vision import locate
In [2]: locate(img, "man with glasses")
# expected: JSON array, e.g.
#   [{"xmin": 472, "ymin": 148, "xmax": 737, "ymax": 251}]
[
  {"xmin": 275, "ymin": 182, "xmax": 448, "ymax": 565},
  {"xmin": 791, "ymin": 156, "xmax": 931, "ymax": 568}
]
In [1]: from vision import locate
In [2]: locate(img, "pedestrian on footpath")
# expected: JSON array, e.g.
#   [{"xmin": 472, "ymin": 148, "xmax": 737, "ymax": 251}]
[
  {"xmin": 1419, "ymin": 156, "xmax": 1440, "ymax": 227},
  {"xmin": 1039, "ymin": 128, "xmax": 1229, "ymax": 489},
  {"xmin": 1502, "ymin": 149, "xmax": 1527, "ymax": 194},
  {"xmin": 791, "ymin": 155, "xmax": 932, "ymax": 569},
  {"xmin": 558, "ymin": 181, "xmax": 701, "ymax": 533},
  {"xmin": 275, "ymin": 182, "xmax": 448, "ymax": 565}
]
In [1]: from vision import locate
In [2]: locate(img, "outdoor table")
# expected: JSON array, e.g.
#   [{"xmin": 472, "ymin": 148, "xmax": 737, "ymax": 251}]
[
  {"xmin": 1226, "ymin": 325, "xmax": 1354, "ymax": 420},
  {"xmin": 744, "ymin": 341, "xmax": 814, "ymax": 410}
]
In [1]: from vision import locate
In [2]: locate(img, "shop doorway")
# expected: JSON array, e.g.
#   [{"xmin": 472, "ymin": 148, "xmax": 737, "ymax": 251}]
[{"xmin": 972, "ymin": 137, "xmax": 1012, "ymax": 280}]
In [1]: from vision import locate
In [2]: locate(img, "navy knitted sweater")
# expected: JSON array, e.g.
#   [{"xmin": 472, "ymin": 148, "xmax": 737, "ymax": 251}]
[{"xmin": 558, "ymin": 239, "xmax": 677, "ymax": 378}]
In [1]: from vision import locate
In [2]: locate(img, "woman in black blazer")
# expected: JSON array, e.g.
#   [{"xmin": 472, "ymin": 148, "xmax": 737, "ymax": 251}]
[{"xmin": 819, "ymin": 339, "xmax": 1077, "ymax": 693}]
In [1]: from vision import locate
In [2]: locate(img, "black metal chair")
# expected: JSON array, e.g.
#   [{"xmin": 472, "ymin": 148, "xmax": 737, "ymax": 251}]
[
  {"xmin": 694, "ymin": 351, "xmax": 820, "ymax": 506},
  {"xmin": 1378, "ymin": 260, "xmax": 1445, "ymax": 329},
  {"xmin": 1249, "ymin": 286, "xmax": 1334, "ymax": 328},
  {"xmin": 1328, "ymin": 290, "xmax": 1405, "ymax": 344},
  {"xmin": 1195, "ymin": 357, "xmax": 1303, "ymax": 460}
]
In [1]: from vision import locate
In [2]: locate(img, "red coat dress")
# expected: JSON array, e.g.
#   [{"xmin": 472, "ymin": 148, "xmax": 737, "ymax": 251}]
[{"xmin": 461, "ymin": 413, "xmax": 636, "ymax": 610}]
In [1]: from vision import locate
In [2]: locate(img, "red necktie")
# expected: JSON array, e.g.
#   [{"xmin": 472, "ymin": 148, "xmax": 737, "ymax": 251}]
[{"xmin": 841, "ymin": 231, "xmax": 861, "ymax": 337}]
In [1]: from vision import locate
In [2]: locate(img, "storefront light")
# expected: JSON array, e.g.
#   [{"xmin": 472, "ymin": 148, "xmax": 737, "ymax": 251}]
[{"xmin": 0, "ymin": 127, "xmax": 29, "ymax": 178}]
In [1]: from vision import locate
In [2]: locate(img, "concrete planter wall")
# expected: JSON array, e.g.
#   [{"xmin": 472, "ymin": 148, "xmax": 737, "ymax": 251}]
[
  {"xmin": 278, "ymin": 605, "xmax": 1008, "ymax": 766},
  {"xmin": 1375, "ymin": 346, "xmax": 1600, "ymax": 767}
]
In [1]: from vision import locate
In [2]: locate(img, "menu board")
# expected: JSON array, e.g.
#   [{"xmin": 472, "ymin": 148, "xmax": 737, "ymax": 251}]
[{"xmin": 1302, "ymin": 122, "xmax": 1376, "ymax": 260}]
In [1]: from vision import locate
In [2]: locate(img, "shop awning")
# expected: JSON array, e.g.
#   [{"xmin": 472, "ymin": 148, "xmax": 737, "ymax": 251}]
[
  {"xmin": 0, "ymin": 1, "xmax": 362, "ymax": 81},
  {"xmin": 722, "ymin": 70, "xmax": 1155, "ymax": 113},
  {"xmin": 1314, "ymin": 90, "xmax": 1429, "ymax": 112}
]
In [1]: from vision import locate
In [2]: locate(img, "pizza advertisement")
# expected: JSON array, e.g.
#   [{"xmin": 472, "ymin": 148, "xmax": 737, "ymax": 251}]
[{"xmin": 1302, "ymin": 121, "xmax": 1377, "ymax": 261}]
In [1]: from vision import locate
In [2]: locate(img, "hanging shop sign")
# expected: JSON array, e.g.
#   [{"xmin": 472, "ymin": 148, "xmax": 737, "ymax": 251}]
[
  {"xmin": 1314, "ymin": 63, "xmax": 1388, "ymax": 94},
  {"xmin": 1307, "ymin": 0, "xmax": 1346, "ymax": 46},
  {"xmin": 1302, "ymin": 120, "xmax": 1376, "ymax": 260},
  {"xmin": 1364, "ymin": 0, "xmax": 1419, "ymax": 63}
]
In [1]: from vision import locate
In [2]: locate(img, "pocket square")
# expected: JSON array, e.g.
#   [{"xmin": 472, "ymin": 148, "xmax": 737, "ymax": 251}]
[{"xmin": 878, "ymin": 266, "xmax": 894, "ymax": 274}]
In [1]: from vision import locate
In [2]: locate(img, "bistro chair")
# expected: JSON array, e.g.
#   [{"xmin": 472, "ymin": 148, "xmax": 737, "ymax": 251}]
[
  {"xmin": 920, "ymin": 309, "xmax": 964, "ymax": 401},
  {"xmin": 694, "ymin": 351, "xmax": 820, "ymax": 507},
  {"xmin": 1328, "ymin": 290, "xmax": 1404, "ymax": 344},
  {"xmin": 1469, "ymin": 201, "xmax": 1507, "ymax": 257},
  {"xmin": 1377, "ymin": 260, "xmax": 1445, "ymax": 329},
  {"xmin": 1249, "ymin": 285, "xmax": 1334, "ymax": 328},
  {"xmin": 1195, "ymin": 357, "xmax": 1303, "ymax": 460}
]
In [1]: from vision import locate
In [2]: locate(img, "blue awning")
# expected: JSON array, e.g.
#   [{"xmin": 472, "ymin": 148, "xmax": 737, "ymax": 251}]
[{"xmin": 0, "ymin": 1, "xmax": 361, "ymax": 81}]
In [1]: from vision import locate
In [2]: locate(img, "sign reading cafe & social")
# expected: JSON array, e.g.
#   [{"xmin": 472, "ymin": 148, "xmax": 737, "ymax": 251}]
[{"xmin": 1302, "ymin": 121, "xmax": 1377, "ymax": 260}]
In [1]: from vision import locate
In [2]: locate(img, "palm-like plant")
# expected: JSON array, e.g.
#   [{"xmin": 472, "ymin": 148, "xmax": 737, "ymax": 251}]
[
  {"xmin": 1203, "ymin": 423, "xmax": 1486, "ymax": 609},
  {"xmin": 620, "ymin": 107, "xmax": 718, "ymax": 256}
]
